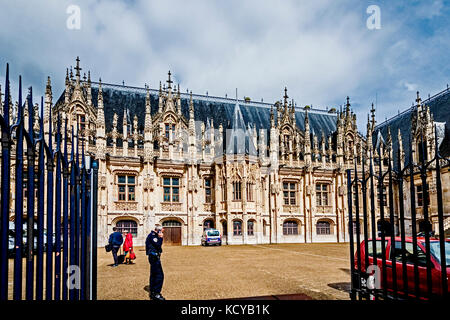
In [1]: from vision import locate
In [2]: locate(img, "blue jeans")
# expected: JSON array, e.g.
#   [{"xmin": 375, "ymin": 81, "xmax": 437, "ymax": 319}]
[{"xmin": 111, "ymin": 245, "xmax": 120, "ymax": 265}]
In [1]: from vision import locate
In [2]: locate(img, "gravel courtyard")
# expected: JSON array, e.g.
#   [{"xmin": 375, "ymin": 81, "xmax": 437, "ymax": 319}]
[{"xmin": 98, "ymin": 243, "xmax": 351, "ymax": 300}]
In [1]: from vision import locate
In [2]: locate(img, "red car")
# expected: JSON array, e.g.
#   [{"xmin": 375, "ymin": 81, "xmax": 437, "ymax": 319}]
[{"xmin": 354, "ymin": 236, "xmax": 450, "ymax": 299}]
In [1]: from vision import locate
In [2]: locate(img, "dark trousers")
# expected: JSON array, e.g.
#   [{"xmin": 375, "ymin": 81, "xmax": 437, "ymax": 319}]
[
  {"xmin": 111, "ymin": 245, "xmax": 120, "ymax": 265},
  {"xmin": 148, "ymin": 255, "xmax": 164, "ymax": 294}
]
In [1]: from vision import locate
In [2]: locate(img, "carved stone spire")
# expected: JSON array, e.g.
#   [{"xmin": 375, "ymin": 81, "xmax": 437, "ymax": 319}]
[
  {"xmin": 97, "ymin": 78, "xmax": 105, "ymax": 128},
  {"xmin": 304, "ymin": 107, "xmax": 311, "ymax": 165},
  {"xmin": 144, "ymin": 85, "xmax": 153, "ymax": 163},
  {"xmin": 71, "ymin": 57, "xmax": 85, "ymax": 103},
  {"xmin": 398, "ymin": 128, "xmax": 404, "ymax": 166},
  {"xmin": 145, "ymin": 85, "xmax": 152, "ymax": 131},
  {"xmin": 44, "ymin": 76, "xmax": 52, "ymax": 123},
  {"xmin": 74, "ymin": 56, "xmax": 82, "ymax": 85},
  {"xmin": 87, "ymin": 71, "xmax": 92, "ymax": 106},
  {"xmin": 95, "ymin": 78, "xmax": 106, "ymax": 159},
  {"xmin": 123, "ymin": 108, "xmax": 129, "ymax": 156},
  {"xmin": 283, "ymin": 87, "xmax": 288, "ymax": 110},
  {"xmin": 345, "ymin": 96, "xmax": 351, "ymax": 118},
  {"xmin": 188, "ymin": 91, "xmax": 196, "ymax": 160},
  {"xmin": 270, "ymin": 105, "xmax": 275, "ymax": 128},
  {"xmin": 370, "ymin": 102, "xmax": 376, "ymax": 130},
  {"xmin": 65, "ymin": 68, "xmax": 70, "ymax": 104},
  {"xmin": 189, "ymin": 91, "xmax": 194, "ymax": 119}
]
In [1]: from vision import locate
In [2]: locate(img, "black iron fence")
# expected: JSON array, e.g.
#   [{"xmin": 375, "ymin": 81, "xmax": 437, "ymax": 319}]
[
  {"xmin": 0, "ymin": 64, "xmax": 98, "ymax": 300},
  {"xmin": 347, "ymin": 125, "xmax": 449, "ymax": 300}
]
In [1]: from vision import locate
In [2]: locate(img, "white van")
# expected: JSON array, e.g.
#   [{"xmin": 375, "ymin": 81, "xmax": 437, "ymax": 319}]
[{"xmin": 201, "ymin": 228, "xmax": 222, "ymax": 246}]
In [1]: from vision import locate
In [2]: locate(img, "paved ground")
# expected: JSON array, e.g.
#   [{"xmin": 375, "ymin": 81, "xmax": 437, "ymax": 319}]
[{"xmin": 98, "ymin": 243, "xmax": 351, "ymax": 300}]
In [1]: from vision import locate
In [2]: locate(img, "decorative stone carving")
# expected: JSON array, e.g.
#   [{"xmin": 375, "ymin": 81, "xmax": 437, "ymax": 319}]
[{"xmin": 114, "ymin": 201, "xmax": 138, "ymax": 211}]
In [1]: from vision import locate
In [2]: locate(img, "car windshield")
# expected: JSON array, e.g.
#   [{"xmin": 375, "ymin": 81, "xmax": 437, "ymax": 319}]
[
  {"xmin": 428, "ymin": 241, "xmax": 450, "ymax": 265},
  {"xmin": 207, "ymin": 230, "xmax": 220, "ymax": 237}
]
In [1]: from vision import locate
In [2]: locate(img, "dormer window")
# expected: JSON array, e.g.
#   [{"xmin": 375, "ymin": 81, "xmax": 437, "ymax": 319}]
[
  {"xmin": 77, "ymin": 114, "xmax": 86, "ymax": 132},
  {"xmin": 165, "ymin": 123, "xmax": 175, "ymax": 139}
]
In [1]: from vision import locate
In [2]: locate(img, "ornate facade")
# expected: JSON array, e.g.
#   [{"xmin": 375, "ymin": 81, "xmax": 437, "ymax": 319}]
[{"xmin": 7, "ymin": 58, "xmax": 450, "ymax": 246}]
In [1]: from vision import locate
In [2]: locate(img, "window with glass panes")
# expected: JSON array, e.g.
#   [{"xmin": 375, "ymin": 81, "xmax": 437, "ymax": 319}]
[
  {"xmin": 316, "ymin": 221, "xmax": 331, "ymax": 235},
  {"xmin": 233, "ymin": 220, "xmax": 242, "ymax": 236},
  {"xmin": 163, "ymin": 177, "xmax": 180, "ymax": 202},
  {"xmin": 165, "ymin": 123, "xmax": 175, "ymax": 139},
  {"xmin": 77, "ymin": 114, "xmax": 86, "ymax": 132},
  {"xmin": 116, "ymin": 220, "xmax": 138, "ymax": 237},
  {"xmin": 205, "ymin": 178, "xmax": 213, "ymax": 203},
  {"xmin": 283, "ymin": 182, "xmax": 296, "ymax": 205},
  {"xmin": 377, "ymin": 185, "xmax": 387, "ymax": 207},
  {"xmin": 283, "ymin": 221, "xmax": 298, "ymax": 235},
  {"xmin": 316, "ymin": 183, "xmax": 329, "ymax": 206},
  {"xmin": 233, "ymin": 181, "xmax": 242, "ymax": 200},
  {"xmin": 246, "ymin": 182, "xmax": 254, "ymax": 202},
  {"xmin": 117, "ymin": 175, "xmax": 136, "ymax": 201},
  {"xmin": 247, "ymin": 220, "xmax": 254, "ymax": 236},
  {"xmin": 416, "ymin": 184, "xmax": 430, "ymax": 207}
]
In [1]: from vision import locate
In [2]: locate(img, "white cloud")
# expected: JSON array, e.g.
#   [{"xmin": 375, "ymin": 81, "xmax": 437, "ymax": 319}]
[
  {"xmin": 404, "ymin": 82, "xmax": 418, "ymax": 92},
  {"xmin": 0, "ymin": 0, "xmax": 449, "ymax": 133}
]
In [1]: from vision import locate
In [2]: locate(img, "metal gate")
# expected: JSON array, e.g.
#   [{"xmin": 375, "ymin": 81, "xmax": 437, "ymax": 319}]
[
  {"xmin": 0, "ymin": 64, "xmax": 98, "ymax": 300},
  {"xmin": 347, "ymin": 124, "xmax": 448, "ymax": 300}
]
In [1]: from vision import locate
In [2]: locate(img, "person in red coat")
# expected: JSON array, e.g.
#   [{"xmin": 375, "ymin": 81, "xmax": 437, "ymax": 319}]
[{"xmin": 123, "ymin": 230, "xmax": 134, "ymax": 264}]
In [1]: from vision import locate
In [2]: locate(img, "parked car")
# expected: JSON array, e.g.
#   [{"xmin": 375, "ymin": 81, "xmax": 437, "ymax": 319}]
[
  {"xmin": 354, "ymin": 236, "xmax": 450, "ymax": 299},
  {"xmin": 201, "ymin": 228, "xmax": 222, "ymax": 246}
]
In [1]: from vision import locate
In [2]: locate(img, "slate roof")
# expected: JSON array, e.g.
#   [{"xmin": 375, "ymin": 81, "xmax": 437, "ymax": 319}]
[
  {"xmin": 54, "ymin": 82, "xmax": 338, "ymax": 140},
  {"xmin": 374, "ymin": 88, "xmax": 450, "ymax": 168}
]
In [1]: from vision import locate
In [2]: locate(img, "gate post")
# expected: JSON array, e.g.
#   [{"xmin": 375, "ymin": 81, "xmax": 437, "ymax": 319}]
[{"xmin": 91, "ymin": 158, "xmax": 98, "ymax": 300}]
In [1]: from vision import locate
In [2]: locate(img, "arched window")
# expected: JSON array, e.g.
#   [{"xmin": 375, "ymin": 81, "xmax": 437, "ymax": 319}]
[
  {"xmin": 316, "ymin": 220, "xmax": 331, "ymax": 235},
  {"xmin": 233, "ymin": 220, "xmax": 242, "ymax": 236},
  {"xmin": 162, "ymin": 220, "xmax": 182, "ymax": 227},
  {"xmin": 283, "ymin": 221, "xmax": 298, "ymax": 235},
  {"xmin": 203, "ymin": 219, "xmax": 214, "ymax": 230},
  {"xmin": 247, "ymin": 220, "xmax": 255, "ymax": 236},
  {"xmin": 116, "ymin": 220, "xmax": 138, "ymax": 237}
]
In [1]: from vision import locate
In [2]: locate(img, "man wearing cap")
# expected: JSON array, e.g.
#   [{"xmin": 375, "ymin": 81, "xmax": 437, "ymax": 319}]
[{"xmin": 145, "ymin": 224, "xmax": 165, "ymax": 300}]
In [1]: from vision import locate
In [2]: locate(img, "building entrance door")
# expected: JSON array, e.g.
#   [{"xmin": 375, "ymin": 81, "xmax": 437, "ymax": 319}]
[{"xmin": 162, "ymin": 220, "xmax": 182, "ymax": 246}]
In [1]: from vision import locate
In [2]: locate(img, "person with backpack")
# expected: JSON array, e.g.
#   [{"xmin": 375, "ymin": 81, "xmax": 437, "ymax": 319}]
[
  {"xmin": 145, "ymin": 224, "xmax": 165, "ymax": 300},
  {"xmin": 109, "ymin": 227, "xmax": 124, "ymax": 267}
]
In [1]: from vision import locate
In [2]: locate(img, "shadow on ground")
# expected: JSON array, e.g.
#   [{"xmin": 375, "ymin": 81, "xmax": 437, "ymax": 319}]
[{"xmin": 328, "ymin": 282, "xmax": 351, "ymax": 294}]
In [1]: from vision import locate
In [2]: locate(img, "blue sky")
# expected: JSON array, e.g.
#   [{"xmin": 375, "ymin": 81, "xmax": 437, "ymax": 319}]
[{"xmin": 1, "ymin": 0, "xmax": 449, "ymax": 132}]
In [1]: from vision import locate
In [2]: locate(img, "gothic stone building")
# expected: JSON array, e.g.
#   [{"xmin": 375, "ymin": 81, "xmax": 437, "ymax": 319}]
[{"xmin": 7, "ymin": 58, "xmax": 450, "ymax": 246}]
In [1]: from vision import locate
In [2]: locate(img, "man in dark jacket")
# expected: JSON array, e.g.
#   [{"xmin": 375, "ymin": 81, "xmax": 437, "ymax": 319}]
[
  {"xmin": 109, "ymin": 227, "xmax": 124, "ymax": 267},
  {"xmin": 145, "ymin": 224, "xmax": 165, "ymax": 300}
]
